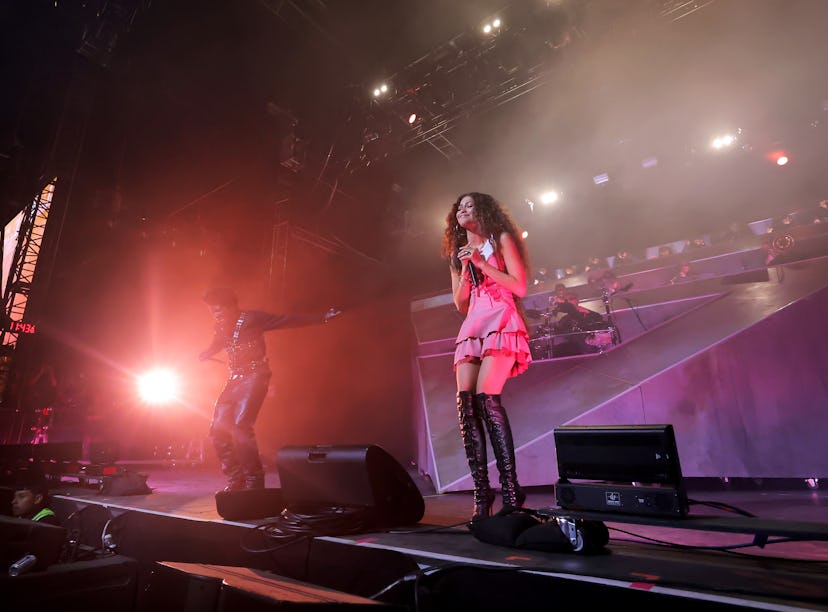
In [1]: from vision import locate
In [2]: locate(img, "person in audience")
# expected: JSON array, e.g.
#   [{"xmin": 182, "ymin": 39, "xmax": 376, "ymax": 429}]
[
  {"xmin": 551, "ymin": 282, "xmax": 568, "ymax": 305},
  {"xmin": 583, "ymin": 255, "xmax": 603, "ymax": 274},
  {"xmin": 687, "ymin": 236, "xmax": 708, "ymax": 250},
  {"xmin": 810, "ymin": 199, "xmax": 828, "ymax": 224},
  {"xmin": 613, "ymin": 249, "xmax": 638, "ymax": 266},
  {"xmin": 598, "ymin": 269, "xmax": 621, "ymax": 294},
  {"xmin": 716, "ymin": 220, "xmax": 750, "ymax": 244},
  {"xmin": 442, "ymin": 191, "xmax": 531, "ymax": 523},
  {"xmin": 11, "ymin": 479, "xmax": 59, "ymax": 525},
  {"xmin": 658, "ymin": 245, "xmax": 674, "ymax": 258},
  {"xmin": 670, "ymin": 259, "xmax": 696, "ymax": 284}
]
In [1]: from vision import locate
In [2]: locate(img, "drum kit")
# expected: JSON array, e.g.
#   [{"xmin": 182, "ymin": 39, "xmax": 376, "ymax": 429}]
[{"xmin": 526, "ymin": 291, "xmax": 620, "ymax": 360}]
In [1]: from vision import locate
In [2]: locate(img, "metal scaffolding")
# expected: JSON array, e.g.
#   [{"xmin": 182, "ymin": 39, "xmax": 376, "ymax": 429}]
[{"xmin": 1, "ymin": 180, "xmax": 56, "ymax": 352}]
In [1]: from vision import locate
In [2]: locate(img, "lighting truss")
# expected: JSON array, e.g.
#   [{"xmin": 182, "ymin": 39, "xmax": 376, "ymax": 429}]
[
  {"xmin": 373, "ymin": 5, "xmax": 576, "ymax": 160},
  {"xmin": 1, "ymin": 180, "xmax": 56, "ymax": 352}
]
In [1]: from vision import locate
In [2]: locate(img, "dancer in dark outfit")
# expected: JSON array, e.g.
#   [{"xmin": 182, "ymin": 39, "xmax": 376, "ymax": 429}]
[{"xmin": 199, "ymin": 288, "xmax": 339, "ymax": 492}]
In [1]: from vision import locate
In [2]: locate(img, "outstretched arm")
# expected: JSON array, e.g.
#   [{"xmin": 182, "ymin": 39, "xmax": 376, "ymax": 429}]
[{"xmin": 256, "ymin": 308, "xmax": 342, "ymax": 331}]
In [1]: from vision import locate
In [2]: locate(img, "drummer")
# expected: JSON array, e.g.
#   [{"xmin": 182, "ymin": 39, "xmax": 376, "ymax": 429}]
[
  {"xmin": 548, "ymin": 285, "xmax": 580, "ymax": 322},
  {"xmin": 555, "ymin": 293, "xmax": 605, "ymax": 356}
]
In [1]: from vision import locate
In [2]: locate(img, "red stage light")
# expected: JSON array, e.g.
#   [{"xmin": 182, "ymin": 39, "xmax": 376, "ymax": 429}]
[{"xmin": 767, "ymin": 149, "xmax": 790, "ymax": 166}]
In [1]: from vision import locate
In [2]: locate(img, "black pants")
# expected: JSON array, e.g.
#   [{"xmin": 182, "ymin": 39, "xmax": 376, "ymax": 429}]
[{"xmin": 209, "ymin": 370, "xmax": 271, "ymax": 481}]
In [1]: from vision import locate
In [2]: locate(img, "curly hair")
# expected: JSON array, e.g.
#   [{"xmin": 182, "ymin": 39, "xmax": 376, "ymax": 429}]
[{"xmin": 441, "ymin": 192, "xmax": 530, "ymax": 274}]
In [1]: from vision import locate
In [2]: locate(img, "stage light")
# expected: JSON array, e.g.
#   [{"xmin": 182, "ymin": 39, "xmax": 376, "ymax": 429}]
[
  {"xmin": 641, "ymin": 156, "xmax": 658, "ymax": 169},
  {"xmin": 540, "ymin": 191, "xmax": 559, "ymax": 205},
  {"xmin": 593, "ymin": 173, "xmax": 609, "ymax": 185},
  {"xmin": 380, "ymin": 84, "xmax": 388, "ymax": 93},
  {"xmin": 482, "ymin": 18, "xmax": 501, "ymax": 34},
  {"xmin": 136, "ymin": 368, "xmax": 181, "ymax": 405},
  {"xmin": 408, "ymin": 113, "xmax": 417, "ymax": 124},
  {"xmin": 711, "ymin": 134, "xmax": 735, "ymax": 149},
  {"xmin": 522, "ymin": 230, "xmax": 529, "ymax": 239},
  {"xmin": 372, "ymin": 88, "xmax": 381, "ymax": 97},
  {"xmin": 767, "ymin": 149, "xmax": 790, "ymax": 166}
]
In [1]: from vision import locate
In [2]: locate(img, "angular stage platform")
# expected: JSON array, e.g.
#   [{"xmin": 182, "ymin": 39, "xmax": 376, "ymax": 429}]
[{"xmin": 5, "ymin": 461, "xmax": 827, "ymax": 611}]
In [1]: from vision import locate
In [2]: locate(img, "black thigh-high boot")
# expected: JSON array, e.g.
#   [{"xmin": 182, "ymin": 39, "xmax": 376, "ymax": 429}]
[
  {"xmin": 211, "ymin": 385, "xmax": 245, "ymax": 492},
  {"xmin": 457, "ymin": 391, "xmax": 494, "ymax": 521},
  {"xmin": 477, "ymin": 393, "xmax": 525, "ymax": 512},
  {"xmin": 233, "ymin": 373, "xmax": 269, "ymax": 489},
  {"xmin": 210, "ymin": 419, "xmax": 244, "ymax": 492}
]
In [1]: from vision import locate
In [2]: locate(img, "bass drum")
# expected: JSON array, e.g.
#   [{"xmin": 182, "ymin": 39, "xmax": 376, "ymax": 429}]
[
  {"xmin": 585, "ymin": 330, "xmax": 613, "ymax": 350},
  {"xmin": 529, "ymin": 334, "xmax": 554, "ymax": 361}
]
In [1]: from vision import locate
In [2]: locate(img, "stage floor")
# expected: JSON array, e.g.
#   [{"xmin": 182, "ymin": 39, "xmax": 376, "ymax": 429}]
[{"xmin": 45, "ymin": 461, "xmax": 828, "ymax": 611}]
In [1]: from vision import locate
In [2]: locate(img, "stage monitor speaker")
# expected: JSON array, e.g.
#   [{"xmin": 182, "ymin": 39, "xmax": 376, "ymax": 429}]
[
  {"xmin": 0, "ymin": 515, "xmax": 67, "ymax": 573},
  {"xmin": 0, "ymin": 555, "xmax": 139, "ymax": 607},
  {"xmin": 215, "ymin": 488, "xmax": 285, "ymax": 521},
  {"xmin": 553, "ymin": 424, "xmax": 684, "ymax": 485},
  {"xmin": 276, "ymin": 444, "xmax": 424, "ymax": 529},
  {"xmin": 99, "ymin": 471, "xmax": 151, "ymax": 496}
]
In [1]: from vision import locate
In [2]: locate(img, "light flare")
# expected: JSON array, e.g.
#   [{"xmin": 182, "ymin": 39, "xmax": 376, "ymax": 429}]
[{"xmin": 136, "ymin": 368, "xmax": 181, "ymax": 405}]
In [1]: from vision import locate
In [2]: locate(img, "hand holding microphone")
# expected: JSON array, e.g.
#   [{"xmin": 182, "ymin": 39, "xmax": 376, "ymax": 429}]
[{"xmin": 458, "ymin": 244, "xmax": 481, "ymax": 287}]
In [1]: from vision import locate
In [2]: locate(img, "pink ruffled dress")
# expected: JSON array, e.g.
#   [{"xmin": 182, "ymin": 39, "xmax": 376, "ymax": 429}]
[{"xmin": 453, "ymin": 242, "xmax": 532, "ymax": 378}]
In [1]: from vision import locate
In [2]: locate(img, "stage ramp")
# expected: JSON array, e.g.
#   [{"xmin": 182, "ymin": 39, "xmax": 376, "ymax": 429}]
[{"xmin": 413, "ymin": 256, "xmax": 828, "ymax": 493}]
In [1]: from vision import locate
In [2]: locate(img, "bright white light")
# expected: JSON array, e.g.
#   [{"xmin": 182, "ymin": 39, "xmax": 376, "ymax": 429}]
[
  {"xmin": 521, "ymin": 230, "xmax": 529, "ymax": 239},
  {"xmin": 493, "ymin": 18, "xmax": 501, "ymax": 28},
  {"xmin": 408, "ymin": 113, "xmax": 417, "ymax": 124},
  {"xmin": 776, "ymin": 155, "xmax": 789, "ymax": 166},
  {"xmin": 372, "ymin": 88, "xmax": 381, "ymax": 97},
  {"xmin": 380, "ymin": 84, "xmax": 388, "ymax": 93},
  {"xmin": 711, "ymin": 133, "xmax": 736, "ymax": 150},
  {"xmin": 593, "ymin": 173, "xmax": 609, "ymax": 185},
  {"xmin": 539, "ymin": 191, "xmax": 559, "ymax": 205},
  {"xmin": 137, "ymin": 368, "xmax": 181, "ymax": 405},
  {"xmin": 483, "ymin": 23, "xmax": 492, "ymax": 33}
]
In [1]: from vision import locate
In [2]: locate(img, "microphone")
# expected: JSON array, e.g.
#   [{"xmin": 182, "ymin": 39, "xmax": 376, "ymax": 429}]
[
  {"xmin": 455, "ymin": 250, "xmax": 480, "ymax": 288},
  {"xmin": 467, "ymin": 262, "xmax": 480, "ymax": 287}
]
